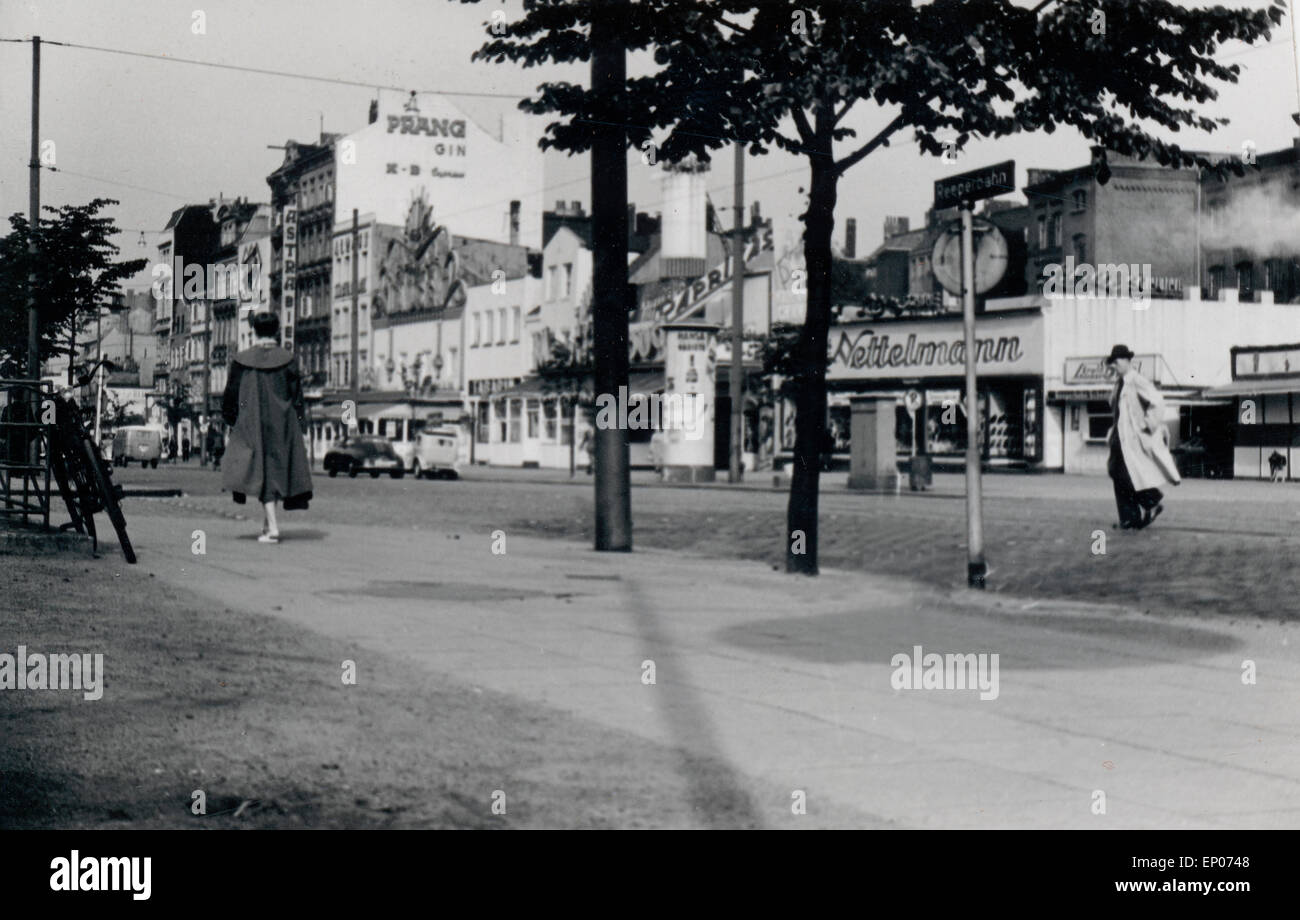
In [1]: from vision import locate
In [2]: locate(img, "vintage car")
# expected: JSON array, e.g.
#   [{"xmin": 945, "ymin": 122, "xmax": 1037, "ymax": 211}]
[
  {"xmin": 111, "ymin": 426, "xmax": 163, "ymax": 468},
  {"xmin": 410, "ymin": 428, "xmax": 461, "ymax": 479},
  {"xmin": 323, "ymin": 435, "xmax": 406, "ymax": 479}
]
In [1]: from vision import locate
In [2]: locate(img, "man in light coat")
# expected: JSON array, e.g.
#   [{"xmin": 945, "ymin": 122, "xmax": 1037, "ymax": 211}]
[{"xmin": 1106, "ymin": 344, "xmax": 1180, "ymax": 529}]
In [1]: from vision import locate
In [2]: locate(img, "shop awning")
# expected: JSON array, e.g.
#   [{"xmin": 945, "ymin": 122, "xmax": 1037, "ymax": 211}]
[
  {"xmin": 357, "ymin": 402, "xmax": 412, "ymax": 420},
  {"xmin": 1202, "ymin": 379, "xmax": 1300, "ymax": 397}
]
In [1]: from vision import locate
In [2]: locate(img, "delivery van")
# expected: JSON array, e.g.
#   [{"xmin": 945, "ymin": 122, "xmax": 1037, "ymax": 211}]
[{"xmin": 112, "ymin": 426, "xmax": 163, "ymax": 468}]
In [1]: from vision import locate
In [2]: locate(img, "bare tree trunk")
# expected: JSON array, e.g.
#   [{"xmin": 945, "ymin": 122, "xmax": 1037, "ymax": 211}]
[{"xmin": 785, "ymin": 132, "xmax": 837, "ymax": 576}]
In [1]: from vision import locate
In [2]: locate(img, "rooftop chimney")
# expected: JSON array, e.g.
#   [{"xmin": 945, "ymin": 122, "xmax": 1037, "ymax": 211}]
[{"xmin": 883, "ymin": 215, "xmax": 909, "ymax": 240}]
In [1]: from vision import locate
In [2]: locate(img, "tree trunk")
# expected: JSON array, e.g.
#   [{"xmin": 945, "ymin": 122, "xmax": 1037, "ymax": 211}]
[{"xmin": 785, "ymin": 136, "xmax": 838, "ymax": 576}]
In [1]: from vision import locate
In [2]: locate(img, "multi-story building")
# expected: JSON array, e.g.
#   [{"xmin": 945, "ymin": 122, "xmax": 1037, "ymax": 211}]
[
  {"xmin": 152, "ymin": 203, "xmax": 218, "ymax": 442},
  {"xmin": 237, "ymin": 215, "xmax": 273, "ymax": 353},
  {"xmin": 208, "ymin": 199, "xmax": 271, "ymax": 416},
  {"xmin": 1201, "ymin": 138, "xmax": 1300, "ymax": 304},
  {"xmin": 267, "ymin": 134, "xmax": 339, "ymax": 388}
]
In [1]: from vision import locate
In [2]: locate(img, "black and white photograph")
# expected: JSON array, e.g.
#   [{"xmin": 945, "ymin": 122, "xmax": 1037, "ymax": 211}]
[{"xmin": 1, "ymin": 0, "xmax": 1297, "ymax": 898}]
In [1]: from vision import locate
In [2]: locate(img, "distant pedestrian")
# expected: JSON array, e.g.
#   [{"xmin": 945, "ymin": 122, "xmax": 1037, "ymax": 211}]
[
  {"xmin": 207, "ymin": 425, "xmax": 225, "ymax": 471},
  {"xmin": 580, "ymin": 428, "xmax": 594, "ymax": 475},
  {"xmin": 181, "ymin": 436, "xmax": 191, "ymax": 462},
  {"xmin": 221, "ymin": 312, "xmax": 313, "ymax": 543},
  {"xmin": 1106, "ymin": 344, "xmax": 1180, "ymax": 530},
  {"xmin": 168, "ymin": 438, "xmax": 178, "ymax": 463},
  {"xmin": 1269, "ymin": 450, "xmax": 1286, "ymax": 482}
]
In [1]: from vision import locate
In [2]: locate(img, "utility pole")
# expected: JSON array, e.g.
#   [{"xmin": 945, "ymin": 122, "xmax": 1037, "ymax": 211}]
[
  {"xmin": 27, "ymin": 36, "xmax": 40, "ymax": 382},
  {"xmin": 728, "ymin": 142, "xmax": 745, "ymax": 483},
  {"xmin": 590, "ymin": 0, "xmax": 632, "ymax": 551},
  {"xmin": 350, "ymin": 209, "xmax": 360, "ymax": 405}
]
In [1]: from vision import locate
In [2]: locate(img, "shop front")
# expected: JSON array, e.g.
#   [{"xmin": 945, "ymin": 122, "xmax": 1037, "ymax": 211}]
[
  {"xmin": 1205, "ymin": 343, "xmax": 1300, "ymax": 481},
  {"xmin": 779, "ymin": 308, "xmax": 1047, "ymax": 469}
]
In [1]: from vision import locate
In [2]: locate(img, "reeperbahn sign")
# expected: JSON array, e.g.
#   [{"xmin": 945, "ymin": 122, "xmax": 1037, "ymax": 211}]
[{"xmin": 934, "ymin": 160, "xmax": 1015, "ymax": 210}]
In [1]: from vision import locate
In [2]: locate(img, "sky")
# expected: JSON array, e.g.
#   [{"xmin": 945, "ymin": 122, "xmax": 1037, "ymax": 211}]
[{"xmin": 0, "ymin": 0, "xmax": 1296, "ymax": 291}]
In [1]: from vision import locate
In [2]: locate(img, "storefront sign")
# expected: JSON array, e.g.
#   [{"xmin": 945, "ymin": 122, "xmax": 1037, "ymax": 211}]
[
  {"xmin": 648, "ymin": 223, "xmax": 774, "ymax": 323},
  {"xmin": 281, "ymin": 204, "xmax": 297, "ymax": 349},
  {"xmin": 827, "ymin": 313, "xmax": 1043, "ymax": 382},
  {"xmin": 1063, "ymin": 354, "xmax": 1160, "ymax": 385},
  {"xmin": 1233, "ymin": 345, "xmax": 1300, "ymax": 379}
]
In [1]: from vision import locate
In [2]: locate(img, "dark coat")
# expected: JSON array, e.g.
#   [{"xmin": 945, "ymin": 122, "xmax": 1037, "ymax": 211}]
[{"xmin": 221, "ymin": 343, "xmax": 313, "ymax": 508}]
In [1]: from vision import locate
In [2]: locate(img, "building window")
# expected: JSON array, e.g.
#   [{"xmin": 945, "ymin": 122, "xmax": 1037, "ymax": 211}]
[
  {"xmin": 560, "ymin": 398, "xmax": 574, "ymax": 445},
  {"xmin": 511, "ymin": 306, "xmax": 520, "ymax": 343},
  {"xmin": 543, "ymin": 399, "xmax": 558, "ymax": 441},
  {"xmin": 1237, "ymin": 261, "xmax": 1254, "ymax": 301},
  {"xmin": 1086, "ymin": 401, "xmax": 1112, "ymax": 443},
  {"xmin": 1037, "ymin": 216, "xmax": 1047, "ymax": 250},
  {"xmin": 508, "ymin": 398, "xmax": 522, "ymax": 443},
  {"xmin": 1207, "ymin": 265, "xmax": 1224, "ymax": 299},
  {"xmin": 486, "ymin": 311, "xmax": 494, "ymax": 345},
  {"xmin": 477, "ymin": 400, "xmax": 490, "ymax": 444},
  {"xmin": 1047, "ymin": 213, "xmax": 1061, "ymax": 248},
  {"xmin": 472, "ymin": 313, "xmax": 481, "ymax": 347},
  {"xmin": 547, "ymin": 266, "xmax": 558, "ymax": 301},
  {"xmin": 1072, "ymin": 233, "xmax": 1087, "ymax": 266},
  {"xmin": 1072, "ymin": 190, "xmax": 1087, "ymax": 212},
  {"xmin": 498, "ymin": 307, "xmax": 507, "ymax": 344},
  {"xmin": 495, "ymin": 398, "xmax": 508, "ymax": 442},
  {"xmin": 526, "ymin": 399, "xmax": 539, "ymax": 439},
  {"xmin": 563, "ymin": 263, "xmax": 573, "ymax": 298}
]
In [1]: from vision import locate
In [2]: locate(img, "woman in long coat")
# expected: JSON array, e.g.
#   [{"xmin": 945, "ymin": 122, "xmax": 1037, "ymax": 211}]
[
  {"xmin": 1106, "ymin": 344, "xmax": 1180, "ymax": 529},
  {"xmin": 221, "ymin": 312, "xmax": 313, "ymax": 543}
]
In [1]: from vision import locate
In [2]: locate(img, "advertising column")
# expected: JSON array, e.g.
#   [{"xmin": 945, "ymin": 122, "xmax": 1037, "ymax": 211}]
[{"xmin": 661, "ymin": 322, "xmax": 717, "ymax": 482}]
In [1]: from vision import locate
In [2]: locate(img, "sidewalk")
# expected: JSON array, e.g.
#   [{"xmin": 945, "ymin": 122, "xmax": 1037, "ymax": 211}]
[{"xmin": 122, "ymin": 499, "xmax": 1300, "ymax": 828}]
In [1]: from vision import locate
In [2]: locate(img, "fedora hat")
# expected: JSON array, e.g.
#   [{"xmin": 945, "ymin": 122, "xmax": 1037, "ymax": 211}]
[{"xmin": 1105, "ymin": 344, "xmax": 1135, "ymax": 365}]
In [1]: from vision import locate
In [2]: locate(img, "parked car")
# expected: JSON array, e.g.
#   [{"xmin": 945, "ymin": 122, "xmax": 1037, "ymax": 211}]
[
  {"xmin": 411, "ymin": 428, "xmax": 461, "ymax": 479},
  {"xmin": 111, "ymin": 426, "xmax": 162, "ymax": 468},
  {"xmin": 323, "ymin": 435, "xmax": 405, "ymax": 479}
]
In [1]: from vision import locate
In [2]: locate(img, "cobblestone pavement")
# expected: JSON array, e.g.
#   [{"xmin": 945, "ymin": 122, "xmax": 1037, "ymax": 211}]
[{"xmin": 118, "ymin": 463, "xmax": 1300, "ymax": 622}]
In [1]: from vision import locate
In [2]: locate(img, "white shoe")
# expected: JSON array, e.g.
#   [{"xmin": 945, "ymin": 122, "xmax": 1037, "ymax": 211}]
[{"xmin": 258, "ymin": 533, "xmax": 280, "ymax": 544}]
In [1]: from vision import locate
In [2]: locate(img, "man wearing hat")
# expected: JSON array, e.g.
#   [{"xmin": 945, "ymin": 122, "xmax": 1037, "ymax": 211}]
[{"xmin": 1106, "ymin": 345, "xmax": 1180, "ymax": 529}]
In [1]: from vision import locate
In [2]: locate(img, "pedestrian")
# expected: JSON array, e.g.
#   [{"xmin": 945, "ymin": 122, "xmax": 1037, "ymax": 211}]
[
  {"xmin": 580, "ymin": 428, "xmax": 594, "ymax": 475},
  {"xmin": 1269, "ymin": 450, "xmax": 1286, "ymax": 482},
  {"xmin": 1106, "ymin": 344, "xmax": 1180, "ymax": 530},
  {"xmin": 207, "ymin": 424, "xmax": 225, "ymax": 471},
  {"xmin": 221, "ymin": 312, "xmax": 313, "ymax": 543},
  {"xmin": 181, "ymin": 436, "xmax": 191, "ymax": 463}
]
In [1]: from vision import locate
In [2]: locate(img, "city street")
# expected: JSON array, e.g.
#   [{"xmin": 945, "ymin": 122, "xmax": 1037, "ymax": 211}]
[
  {"xmin": 118, "ymin": 461, "xmax": 1300, "ymax": 622},
  {"xmin": 5, "ymin": 464, "xmax": 1293, "ymax": 829}
]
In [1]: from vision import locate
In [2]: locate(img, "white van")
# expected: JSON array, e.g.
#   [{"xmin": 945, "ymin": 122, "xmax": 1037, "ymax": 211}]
[{"xmin": 411, "ymin": 427, "xmax": 461, "ymax": 479}]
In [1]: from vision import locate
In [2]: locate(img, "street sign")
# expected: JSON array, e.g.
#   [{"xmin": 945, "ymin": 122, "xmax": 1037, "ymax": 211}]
[
  {"xmin": 934, "ymin": 160, "xmax": 1015, "ymax": 210},
  {"xmin": 932, "ymin": 219, "xmax": 1009, "ymax": 296},
  {"xmin": 904, "ymin": 389, "xmax": 923, "ymax": 414}
]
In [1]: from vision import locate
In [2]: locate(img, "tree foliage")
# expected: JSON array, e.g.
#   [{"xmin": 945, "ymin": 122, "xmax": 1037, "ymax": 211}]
[
  {"xmin": 460, "ymin": 0, "xmax": 1285, "ymax": 573},
  {"xmin": 0, "ymin": 198, "xmax": 147, "ymax": 377}
]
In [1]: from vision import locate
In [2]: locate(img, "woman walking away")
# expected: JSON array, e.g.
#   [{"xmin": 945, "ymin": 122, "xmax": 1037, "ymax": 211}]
[
  {"xmin": 1105, "ymin": 344, "xmax": 1180, "ymax": 530},
  {"xmin": 221, "ymin": 312, "xmax": 313, "ymax": 543}
]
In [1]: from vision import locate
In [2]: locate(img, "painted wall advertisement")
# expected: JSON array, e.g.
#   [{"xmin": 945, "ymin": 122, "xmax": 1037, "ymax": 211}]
[{"xmin": 333, "ymin": 89, "xmax": 543, "ymax": 248}]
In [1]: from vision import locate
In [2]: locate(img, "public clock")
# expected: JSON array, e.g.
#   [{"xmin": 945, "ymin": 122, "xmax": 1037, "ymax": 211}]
[{"xmin": 931, "ymin": 219, "xmax": 1009, "ymax": 297}]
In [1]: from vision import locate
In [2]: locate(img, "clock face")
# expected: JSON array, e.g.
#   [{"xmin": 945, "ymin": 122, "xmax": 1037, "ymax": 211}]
[{"xmin": 931, "ymin": 219, "xmax": 1009, "ymax": 296}]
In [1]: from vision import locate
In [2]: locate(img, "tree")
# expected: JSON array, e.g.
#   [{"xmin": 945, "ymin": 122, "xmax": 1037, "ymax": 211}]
[
  {"xmin": 462, "ymin": 0, "xmax": 1284, "ymax": 574},
  {"xmin": 536, "ymin": 323, "xmax": 597, "ymax": 476},
  {"xmin": 0, "ymin": 198, "xmax": 146, "ymax": 379}
]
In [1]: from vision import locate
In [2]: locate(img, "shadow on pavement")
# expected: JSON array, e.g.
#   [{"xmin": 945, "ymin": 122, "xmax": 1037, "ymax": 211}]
[
  {"xmin": 716, "ymin": 606, "xmax": 1242, "ymax": 670},
  {"xmin": 621, "ymin": 577, "xmax": 765, "ymax": 829}
]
